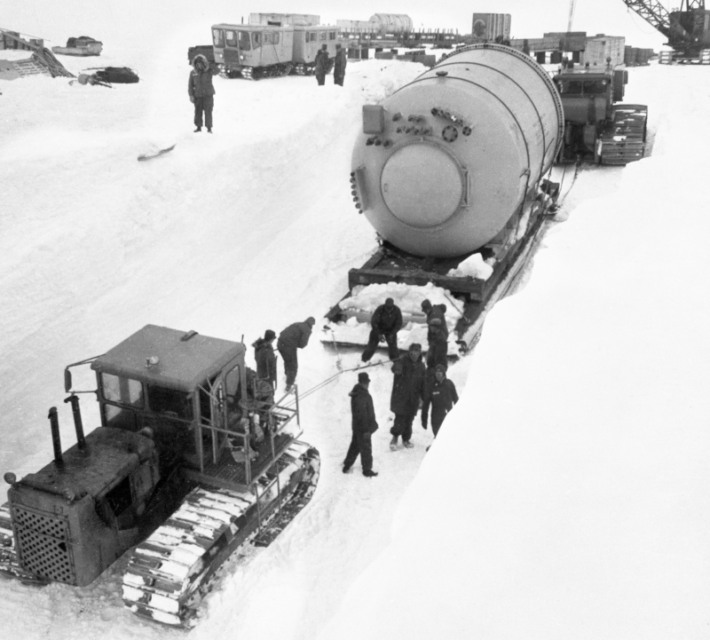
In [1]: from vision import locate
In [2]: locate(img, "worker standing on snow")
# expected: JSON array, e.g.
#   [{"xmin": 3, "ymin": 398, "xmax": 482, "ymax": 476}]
[
  {"xmin": 389, "ymin": 343, "xmax": 426, "ymax": 450},
  {"xmin": 188, "ymin": 54, "xmax": 218, "ymax": 133},
  {"xmin": 252, "ymin": 329, "xmax": 277, "ymax": 391},
  {"xmin": 342, "ymin": 372, "xmax": 379, "ymax": 477},
  {"xmin": 361, "ymin": 297, "xmax": 403, "ymax": 363},
  {"xmin": 333, "ymin": 43, "xmax": 347, "ymax": 86},
  {"xmin": 277, "ymin": 317, "xmax": 316, "ymax": 392},
  {"xmin": 421, "ymin": 299, "xmax": 448, "ymax": 369},
  {"xmin": 314, "ymin": 44, "xmax": 329, "ymax": 86},
  {"xmin": 421, "ymin": 364, "xmax": 459, "ymax": 440}
]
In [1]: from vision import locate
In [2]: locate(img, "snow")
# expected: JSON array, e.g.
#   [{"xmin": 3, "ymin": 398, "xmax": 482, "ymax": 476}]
[
  {"xmin": 2, "ymin": 3, "xmax": 709, "ymax": 640},
  {"xmin": 447, "ymin": 252, "xmax": 494, "ymax": 279}
]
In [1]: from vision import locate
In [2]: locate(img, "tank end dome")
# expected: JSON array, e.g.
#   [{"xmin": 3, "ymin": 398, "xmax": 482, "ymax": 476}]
[{"xmin": 380, "ymin": 143, "xmax": 463, "ymax": 228}]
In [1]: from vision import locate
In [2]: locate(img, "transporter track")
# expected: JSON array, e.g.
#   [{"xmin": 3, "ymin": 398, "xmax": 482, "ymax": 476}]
[{"xmin": 597, "ymin": 104, "xmax": 648, "ymax": 165}]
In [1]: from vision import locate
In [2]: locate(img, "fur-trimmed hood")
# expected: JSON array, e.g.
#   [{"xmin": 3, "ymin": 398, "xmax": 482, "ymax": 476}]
[{"xmin": 192, "ymin": 53, "xmax": 209, "ymax": 69}]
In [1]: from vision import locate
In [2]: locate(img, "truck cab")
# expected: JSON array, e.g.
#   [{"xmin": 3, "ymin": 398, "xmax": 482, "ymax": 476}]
[{"xmin": 553, "ymin": 63, "xmax": 635, "ymax": 162}]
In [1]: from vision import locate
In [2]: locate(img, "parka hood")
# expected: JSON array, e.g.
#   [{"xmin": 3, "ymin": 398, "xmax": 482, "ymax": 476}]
[{"xmin": 192, "ymin": 54, "xmax": 209, "ymax": 68}]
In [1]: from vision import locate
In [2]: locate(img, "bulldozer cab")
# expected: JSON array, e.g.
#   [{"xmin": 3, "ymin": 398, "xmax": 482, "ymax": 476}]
[{"xmin": 89, "ymin": 325, "xmax": 248, "ymax": 475}]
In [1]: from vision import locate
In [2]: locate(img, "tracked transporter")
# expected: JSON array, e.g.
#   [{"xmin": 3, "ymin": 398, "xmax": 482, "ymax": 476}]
[
  {"xmin": 324, "ymin": 43, "xmax": 564, "ymax": 355},
  {"xmin": 0, "ymin": 325, "xmax": 319, "ymax": 627},
  {"xmin": 554, "ymin": 62, "xmax": 648, "ymax": 165}
]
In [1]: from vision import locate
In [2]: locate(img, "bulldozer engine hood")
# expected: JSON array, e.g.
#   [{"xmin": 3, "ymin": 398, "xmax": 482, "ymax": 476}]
[{"xmin": 14, "ymin": 427, "xmax": 155, "ymax": 501}]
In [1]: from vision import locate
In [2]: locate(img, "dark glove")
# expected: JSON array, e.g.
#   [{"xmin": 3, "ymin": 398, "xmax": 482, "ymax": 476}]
[{"xmin": 421, "ymin": 416, "xmax": 428, "ymax": 430}]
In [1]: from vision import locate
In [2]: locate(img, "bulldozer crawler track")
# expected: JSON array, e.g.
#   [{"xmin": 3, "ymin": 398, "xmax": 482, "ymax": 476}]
[{"xmin": 121, "ymin": 442, "xmax": 319, "ymax": 627}]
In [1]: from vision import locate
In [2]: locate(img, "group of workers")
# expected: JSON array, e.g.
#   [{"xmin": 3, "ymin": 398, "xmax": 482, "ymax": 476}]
[
  {"xmin": 344, "ymin": 297, "xmax": 459, "ymax": 478},
  {"xmin": 314, "ymin": 43, "xmax": 347, "ymax": 86},
  {"xmin": 249, "ymin": 298, "xmax": 458, "ymax": 480},
  {"xmin": 187, "ymin": 43, "xmax": 348, "ymax": 133},
  {"xmin": 252, "ymin": 317, "xmax": 316, "ymax": 394}
]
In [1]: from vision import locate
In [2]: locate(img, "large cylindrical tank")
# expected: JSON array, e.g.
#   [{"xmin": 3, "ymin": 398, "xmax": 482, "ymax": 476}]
[
  {"xmin": 351, "ymin": 44, "xmax": 564, "ymax": 258},
  {"xmin": 369, "ymin": 13, "xmax": 413, "ymax": 33}
]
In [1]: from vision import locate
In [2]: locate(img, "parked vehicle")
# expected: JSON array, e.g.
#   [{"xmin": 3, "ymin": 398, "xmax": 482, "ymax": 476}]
[
  {"xmin": 553, "ymin": 62, "xmax": 647, "ymax": 164},
  {"xmin": 51, "ymin": 35, "xmax": 103, "ymax": 57},
  {"xmin": 211, "ymin": 23, "xmax": 339, "ymax": 79}
]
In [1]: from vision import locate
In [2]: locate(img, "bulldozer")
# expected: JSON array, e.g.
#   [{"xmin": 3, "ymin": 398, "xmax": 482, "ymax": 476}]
[
  {"xmin": 554, "ymin": 61, "xmax": 648, "ymax": 165},
  {"xmin": 0, "ymin": 324, "xmax": 319, "ymax": 627}
]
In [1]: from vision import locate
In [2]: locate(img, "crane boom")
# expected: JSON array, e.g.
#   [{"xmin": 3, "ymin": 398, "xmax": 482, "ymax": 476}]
[
  {"xmin": 621, "ymin": 1, "xmax": 707, "ymax": 42},
  {"xmin": 621, "ymin": 0, "xmax": 673, "ymax": 38},
  {"xmin": 567, "ymin": 0, "xmax": 577, "ymax": 33}
]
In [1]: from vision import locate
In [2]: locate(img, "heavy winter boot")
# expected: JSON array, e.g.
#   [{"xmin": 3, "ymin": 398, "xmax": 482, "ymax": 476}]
[
  {"xmin": 389, "ymin": 436, "xmax": 398, "ymax": 451},
  {"xmin": 363, "ymin": 470, "xmax": 379, "ymax": 477},
  {"xmin": 194, "ymin": 126, "xmax": 201, "ymax": 133}
]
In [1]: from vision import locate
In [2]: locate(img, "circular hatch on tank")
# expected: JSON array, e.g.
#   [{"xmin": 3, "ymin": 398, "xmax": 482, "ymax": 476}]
[{"xmin": 380, "ymin": 142, "xmax": 464, "ymax": 228}]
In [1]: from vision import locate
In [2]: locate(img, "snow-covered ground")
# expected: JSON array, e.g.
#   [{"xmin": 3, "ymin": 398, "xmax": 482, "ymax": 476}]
[{"xmin": 2, "ymin": 6, "xmax": 709, "ymax": 640}]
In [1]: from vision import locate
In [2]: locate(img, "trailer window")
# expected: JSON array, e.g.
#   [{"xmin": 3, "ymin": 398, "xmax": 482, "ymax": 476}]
[
  {"xmin": 101, "ymin": 373, "xmax": 143, "ymax": 408},
  {"xmin": 307, "ymin": 31, "xmax": 316, "ymax": 43},
  {"xmin": 232, "ymin": 30, "xmax": 251, "ymax": 50},
  {"xmin": 212, "ymin": 29, "xmax": 224, "ymax": 47},
  {"xmin": 320, "ymin": 31, "xmax": 327, "ymax": 41},
  {"xmin": 329, "ymin": 31, "xmax": 336, "ymax": 40},
  {"xmin": 226, "ymin": 30, "xmax": 238, "ymax": 47},
  {"xmin": 253, "ymin": 32, "xmax": 262, "ymax": 48},
  {"xmin": 264, "ymin": 31, "xmax": 280, "ymax": 44}
]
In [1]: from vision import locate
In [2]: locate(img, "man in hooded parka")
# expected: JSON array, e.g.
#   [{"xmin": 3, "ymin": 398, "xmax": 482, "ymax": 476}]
[
  {"xmin": 389, "ymin": 343, "xmax": 426, "ymax": 450},
  {"xmin": 252, "ymin": 329, "xmax": 277, "ymax": 390},
  {"xmin": 421, "ymin": 299, "xmax": 449, "ymax": 369},
  {"xmin": 188, "ymin": 54, "xmax": 219, "ymax": 133},
  {"xmin": 421, "ymin": 364, "xmax": 459, "ymax": 438}
]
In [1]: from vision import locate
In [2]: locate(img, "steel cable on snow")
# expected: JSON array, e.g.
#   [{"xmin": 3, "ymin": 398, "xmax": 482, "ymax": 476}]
[{"xmin": 280, "ymin": 357, "xmax": 392, "ymax": 406}]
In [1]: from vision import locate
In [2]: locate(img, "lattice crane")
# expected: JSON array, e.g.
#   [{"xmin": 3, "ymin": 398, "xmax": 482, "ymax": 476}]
[{"xmin": 621, "ymin": 0, "xmax": 708, "ymax": 53}]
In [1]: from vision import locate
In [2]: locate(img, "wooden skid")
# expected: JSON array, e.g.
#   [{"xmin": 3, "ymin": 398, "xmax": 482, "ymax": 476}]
[
  {"xmin": 327, "ymin": 207, "xmax": 551, "ymax": 351},
  {"xmin": 348, "ymin": 249, "xmax": 488, "ymax": 300}
]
